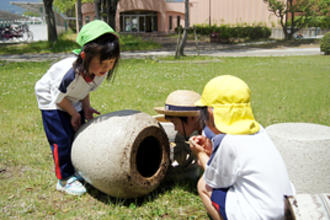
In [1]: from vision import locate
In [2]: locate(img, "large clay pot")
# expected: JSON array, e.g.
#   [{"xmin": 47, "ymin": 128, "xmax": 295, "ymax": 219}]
[{"xmin": 71, "ymin": 110, "xmax": 170, "ymax": 198}]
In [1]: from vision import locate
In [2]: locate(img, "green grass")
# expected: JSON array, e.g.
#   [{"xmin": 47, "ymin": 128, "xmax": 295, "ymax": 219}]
[
  {"xmin": 0, "ymin": 32, "xmax": 161, "ymax": 55},
  {"xmin": 0, "ymin": 56, "xmax": 329, "ymax": 219}
]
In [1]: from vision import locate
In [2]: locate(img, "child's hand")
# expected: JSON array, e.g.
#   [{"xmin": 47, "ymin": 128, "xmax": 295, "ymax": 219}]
[
  {"xmin": 189, "ymin": 135, "xmax": 212, "ymax": 156},
  {"xmin": 71, "ymin": 113, "xmax": 81, "ymax": 131},
  {"xmin": 84, "ymin": 106, "xmax": 101, "ymax": 120}
]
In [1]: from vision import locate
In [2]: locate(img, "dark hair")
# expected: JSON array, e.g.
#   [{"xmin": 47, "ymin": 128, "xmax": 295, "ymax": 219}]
[
  {"xmin": 73, "ymin": 33, "xmax": 120, "ymax": 81},
  {"xmin": 164, "ymin": 115, "xmax": 188, "ymax": 123},
  {"xmin": 198, "ymin": 107, "xmax": 209, "ymax": 129}
]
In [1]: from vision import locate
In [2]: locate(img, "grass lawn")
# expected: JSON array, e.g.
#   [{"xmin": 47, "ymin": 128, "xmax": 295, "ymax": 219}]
[
  {"xmin": 0, "ymin": 32, "xmax": 161, "ymax": 55},
  {"xmin": 0, "ymin": 55, "xmax": 329, "ymax": 219}
]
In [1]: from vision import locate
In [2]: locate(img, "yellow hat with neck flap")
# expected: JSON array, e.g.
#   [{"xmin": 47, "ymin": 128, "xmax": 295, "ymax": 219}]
[{"xmin": 195, "ymin": 75, "xmax": 260, "ymax": 135}]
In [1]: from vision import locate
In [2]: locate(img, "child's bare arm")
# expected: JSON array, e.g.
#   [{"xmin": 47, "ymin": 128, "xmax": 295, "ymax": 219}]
[
  {"xmin": 57, "ymin": 97, "xmax": 81, "ymax": 131},
  {"xmin": 81, "ymin": 95, "xmax": 100, "ymax": 120}
]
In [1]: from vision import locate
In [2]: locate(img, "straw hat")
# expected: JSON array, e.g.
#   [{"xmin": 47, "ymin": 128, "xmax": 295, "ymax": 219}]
[
  {"xmin": 154, "ymin": 90, "xmax": 201, "ymax": 117},
  {"xmin": 195, "ymin": 75, "xmax": 260, "ymax": 135}
]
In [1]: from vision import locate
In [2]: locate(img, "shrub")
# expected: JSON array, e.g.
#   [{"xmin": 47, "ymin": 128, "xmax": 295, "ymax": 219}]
[
  {"xmin": 320, "ymin": 32, "xmax": 330, "ymax": 55},
  {"xmin": 189, "ymin": 24, "xmax": 272, "ymax": 43}
]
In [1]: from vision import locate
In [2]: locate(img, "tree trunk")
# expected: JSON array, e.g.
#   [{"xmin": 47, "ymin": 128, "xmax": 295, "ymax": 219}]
[
  {"xmin": 175, "ymin": 27, "xmax": 183, "ymax": 58},
  {"xmin": 94, "ymin": 0, "xmax": 100, "ymax": 19},
  {"xmin": 101, "ymin": 0, "xmax": 107, "ymax": 21},
  {"xmin": 43, "ymin": 0, "xmax": 57, "ymax": 42},
  {"xmin": 175, "ymin": 0, "xmax": 189, "ymax": 58},
  {"xmin": 288, "ymin": 0, "xmax": 294, "ymax": 40},
  {"xmin": 284, "ymin": 0, "xmax": 289, "ymax": 40},
  {"xmin": 280, "ymin": 14, "xmax": 288, "ymax": 40},
  {"xmin": 107, "ymin": 0, "xmax": 119, "ymax": 30},
  {"xmin": 77, "ymin": 0, "xmax": 82, "ymax": 30}
]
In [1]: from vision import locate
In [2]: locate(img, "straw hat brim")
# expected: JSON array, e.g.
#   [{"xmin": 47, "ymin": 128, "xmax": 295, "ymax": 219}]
[
  {"xmin": 153, "ymin": 114, "xmax": 168, "ymax": 122},
  {"xmin": 154, "ymin": 107, "xmax": 200, "ymax": 117}
]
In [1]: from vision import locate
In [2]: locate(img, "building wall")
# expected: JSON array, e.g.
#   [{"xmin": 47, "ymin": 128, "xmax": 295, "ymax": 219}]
[
  {"xmin": 190, "ymin": 0, "xmax": 278, "ymax": 26},
  {"xmin": 80, "ymin": 0, "xmax": 280, "ymax": 33}
]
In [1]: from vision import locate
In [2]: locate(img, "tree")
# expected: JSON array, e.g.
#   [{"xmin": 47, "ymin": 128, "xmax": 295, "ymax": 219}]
[
  {"xmin": 94, "ymin": 0, "xmax": 101, "ymax": 19},
  {"xmin": 264, "ymin": 0, "xmax": 318, "ymax": 40},
  {"xmin": 77, "ymin": 0, "xmax": 83, "ymax": 30},
  {"xmin": 54, "ymin": 0, "xmax": 78, "ymax": 32},
  {"xmin": 175, "ymin": 0, "xmax": 189, "ymax": 58},
  {"xmin": 43, "ymin": 0, "xmax": 58, "ymax": 42},
  {"xmin": 93, "ymin": 0, "xmax": 119, "ymax": 30},
  {"xmin": 107, "ymin": 0, "xmax": 119, "ymax": 29}
]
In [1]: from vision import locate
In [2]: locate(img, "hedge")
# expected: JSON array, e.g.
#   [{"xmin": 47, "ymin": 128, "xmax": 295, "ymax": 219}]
[
  {"xmin": 320, "ymin": 32, "xmax": 330, "ymax": 55},
  {"xmin": 176, "ymin": 24, "xmax": 271, "ymax": 42}
]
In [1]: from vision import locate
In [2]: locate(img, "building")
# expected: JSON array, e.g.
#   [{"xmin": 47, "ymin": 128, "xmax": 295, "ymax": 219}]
[{"xmin": 80, "ymin": 0, "xmax": 279, "ymax": 33}]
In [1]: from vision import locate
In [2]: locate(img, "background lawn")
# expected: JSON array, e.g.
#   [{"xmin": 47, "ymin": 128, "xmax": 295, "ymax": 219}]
[
  {"xmin": 0, "ymin": 32, "xmax": 161, "ymax": 55},
  {"xmin": 0, "ymin": 55, "xmax": 329, "ymax": 219}
]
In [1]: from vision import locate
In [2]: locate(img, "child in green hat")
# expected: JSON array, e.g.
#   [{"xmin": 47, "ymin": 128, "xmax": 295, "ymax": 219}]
[{"xmin": 35, "ymin": 20, "xmax": 120, "ymax": 196}]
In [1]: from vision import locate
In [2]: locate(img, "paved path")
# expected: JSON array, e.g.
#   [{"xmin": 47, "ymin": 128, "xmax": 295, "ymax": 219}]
[{"xmin": 0, "ymin": 47, "xmax": 322, "ymax": 62}]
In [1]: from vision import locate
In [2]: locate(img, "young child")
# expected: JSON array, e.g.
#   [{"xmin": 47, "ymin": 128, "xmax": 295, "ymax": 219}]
[
  {"xmin": 35, "ymin": 20, "xmax": 120, "ymax": 196},
  {"xmin": 154, "ymin": 90, "xmax": 202, "ymax": 140},
  {"xmin": 154, "ymin": 90, "xmax": 203, "ymax": 180},
  {"xmin": 189, "ymin": 75, "xmax": 294, "ymax": 220}
]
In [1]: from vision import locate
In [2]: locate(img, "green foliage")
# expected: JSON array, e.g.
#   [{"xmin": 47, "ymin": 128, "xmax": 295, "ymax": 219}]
[
  {"xmin": 320, "ymin": 32, "xmax": 330, "ymax": 55},
  {"xmin": 302, "ymin": 16, "xmax": 330, "ymax": 29},
  {"xmin": 119, "ymin": 34, "xmax": 161, "ymax": 51},
  {"xmin": 23, "ymin": 11, "xmax": 41, "ymax": 17},
  {"xmin": 54, "ymin": 0, "xmax": 93, "ymax": 14},
  {"xmin": 0, "ymin": 56, "xmax": 329, "ymax": 219},
  {"xmin": 190, "ymin": 24, "xmax": 271, "ymax": 42},
  {"xmin": 264, "ymin": 0, "xmax": 330, "ymax": 39}
]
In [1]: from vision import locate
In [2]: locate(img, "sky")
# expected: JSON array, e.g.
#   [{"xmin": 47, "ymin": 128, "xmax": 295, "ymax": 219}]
[{"xmin": 0, "ymin": 0, "xmax": 42, "ymax": 15}]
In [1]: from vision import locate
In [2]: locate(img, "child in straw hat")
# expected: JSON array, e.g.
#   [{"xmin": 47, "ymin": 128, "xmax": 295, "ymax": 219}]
[
  {"xmin": 35, "ymin": 20, "xmax": 120, "ymax": 196},
  {"xmin": 189, "ymin": 75, "xmax": 294, "ymax": 220},
  {"xmin": 154, "ymin": 90, "xmax": 204, "ymax": 180}
]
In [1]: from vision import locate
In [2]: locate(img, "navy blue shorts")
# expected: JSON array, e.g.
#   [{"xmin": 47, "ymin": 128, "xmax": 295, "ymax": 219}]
[
  {"xmin": 211, "ymin": 188, "xmax": 229, "ymax": 220},
  {"xmin": 41, "ymin": 109, "xmax": 84, "ymax": 180}
]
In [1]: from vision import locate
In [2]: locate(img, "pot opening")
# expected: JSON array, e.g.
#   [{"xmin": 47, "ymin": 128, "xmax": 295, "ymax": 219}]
[{"xmin": 136, "ymin": 136, "xmax": 162, "ymax": 178}]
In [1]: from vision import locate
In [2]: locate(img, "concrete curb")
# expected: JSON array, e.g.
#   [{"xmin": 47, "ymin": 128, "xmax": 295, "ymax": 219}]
[{"xmin": 0, "ymin": 47, "xmax": 323, "ymax": 62}]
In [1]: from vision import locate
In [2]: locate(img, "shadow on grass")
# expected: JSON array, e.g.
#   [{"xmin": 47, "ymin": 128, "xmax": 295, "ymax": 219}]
[
  {"xmin": 86, "ymin": 177, "xmax": 198, "ymax": 207},
  {"xmin": 249, "ymin": 39, "xmax": 320, "ymax": 49}
]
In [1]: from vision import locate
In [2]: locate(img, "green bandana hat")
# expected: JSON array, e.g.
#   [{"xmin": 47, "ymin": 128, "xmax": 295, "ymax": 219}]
[{"xmin": 73, "ymin": 20, "xmax": 119, "ymax": 55}]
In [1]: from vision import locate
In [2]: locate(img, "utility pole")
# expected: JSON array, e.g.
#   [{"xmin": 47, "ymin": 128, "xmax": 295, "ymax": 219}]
[{"xmin": 209, "ymin": 0, "xmax": 211, "ymax": 26}]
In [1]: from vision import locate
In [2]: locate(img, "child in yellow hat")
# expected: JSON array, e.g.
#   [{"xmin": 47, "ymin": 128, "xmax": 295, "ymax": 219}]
[
  {"xmin": 35, "ymin": 20, "xmax": 120, "ymax": 196},
  {"xmin": 189, "ymin": 75, "xmax": 294, "ymax": 220}
]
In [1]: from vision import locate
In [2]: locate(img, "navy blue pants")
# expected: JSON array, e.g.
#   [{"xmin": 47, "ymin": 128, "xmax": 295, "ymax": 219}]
[
  {"xmin": 41, "ymin": 110, "xmax": 84, "ymax": 180},
  {"xmin": 211, "ymin": 188, "xmax": 229, "ymax": 220}
]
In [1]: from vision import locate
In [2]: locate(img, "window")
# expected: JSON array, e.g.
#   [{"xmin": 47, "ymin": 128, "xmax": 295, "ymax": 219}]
[
  {"xmin": 177, "ymin": 16, "xmax": 181, "ymax": 27},
  {"xmin": 120, "ymin": 11, "xmax": 158, "ymax": 32},
  {"xmin": 169, "ymin": 16, "xmax": 172, "ymax": 30}
]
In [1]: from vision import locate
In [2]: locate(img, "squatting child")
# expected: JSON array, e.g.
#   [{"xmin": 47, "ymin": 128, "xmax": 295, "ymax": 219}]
[{"xmin": 189, "ymin": 75, "xmax": 295, "ymax": 220}]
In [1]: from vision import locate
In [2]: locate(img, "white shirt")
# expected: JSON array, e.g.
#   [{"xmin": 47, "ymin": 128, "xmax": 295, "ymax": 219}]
[
  {"xmin": 204, "ymin": 127, "xmax": 294, "ymax": 220},
  {"xmin": 35, "ymin": 56, "xmax": 106, "ymax": 112}
]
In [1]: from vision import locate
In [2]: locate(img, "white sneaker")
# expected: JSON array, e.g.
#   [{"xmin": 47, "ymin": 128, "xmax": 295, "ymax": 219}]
[{"xmin": 56, "ymin": 176, "xmax": 86, "ymax": 196}]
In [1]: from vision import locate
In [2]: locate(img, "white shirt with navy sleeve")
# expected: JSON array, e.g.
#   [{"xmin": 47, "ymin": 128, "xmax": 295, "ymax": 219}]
[
  {"xmin": 35, "ymin": 56, "xmax": 107, "ymax": 112},
  {"xmin": 203, "ymin": 126, "xmax": 294, "ymax": 220}
]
